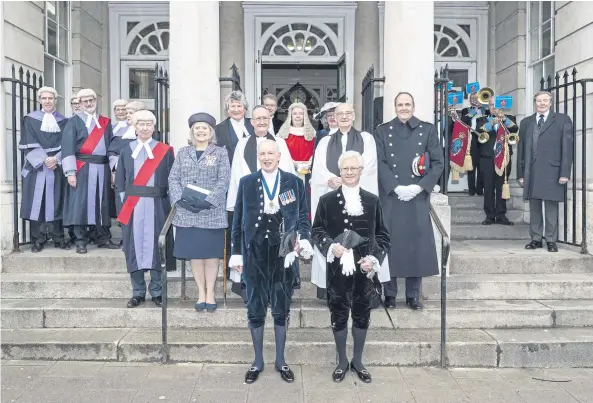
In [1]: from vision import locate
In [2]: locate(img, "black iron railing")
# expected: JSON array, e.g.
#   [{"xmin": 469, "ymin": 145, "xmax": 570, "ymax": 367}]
[
  {"xmin": 540, "ymin": 69, "xmax": 590, "ymax": 254},
  {"xmin": 434, "ymin": 65, "xmax": 451, "ymax": 195},
  {"xmin": 219, "ymin": 63, "xmax": 242, "ymax": 92},
  {"xmin": 361, "ymin": 65, "xmax": 385, "ymax": 134},
  {"xmin": 429, "ymin": 203, "xmax": 451, "ymax": 368},
  {"xmin": 1, "ymin": 65, "xmax": 43, "ymax": 251},
  {"xmin": 154, "ymin": 64, "xmax": 170, "ymax": 144},
  {"xmin": 158, "ymin": 205, "xmax": 176, "ymax": 363}
]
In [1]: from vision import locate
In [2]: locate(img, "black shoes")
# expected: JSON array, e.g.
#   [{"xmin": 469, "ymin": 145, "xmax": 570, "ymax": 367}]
[
  {"xmin": 482, "ymin": 218, "xmax": 495, "ymax": 225},
  {"xmin": 152, "ymin": 296, "xmax": 163, "ymax": 307},
  {"xmin": 97, "ymin": 241, "xmax": 120, "ymax": 249},
  {"xmin": 350, "ymin": 361, "xmax": 372, "ymax": 383},
  {"xmin": 495, "ymin": 216, "xmax": 514, "ymax": 226},
  {"xmin": 245, "ymin": 366, "xmax": 263, "ymax": 384},
  {"xmin": 383, "ymin": 297, "xmax": 396, "ymax": 309},
  {"xmin": 31, "ymin": 243, "xmax": 43, "ymax": 253},
  {"xmin": 547, "ymin": 242, "xmax": 558, "ymax": 252},
  {"xmin": 275, "ymin": 364, "xmax": 295, "ymax": 383},
  {"xmin": 525, "ymin": 240, "xmax": 543, "ymax": 249},
  {"xmin": 127, "ymin": 296, "xmax": 145, "ymax": 308},
  {"xmin": 332, "ymin": 366, "xmax": 348, "ymax": 382},
  {"xmin": 406, "ymin": 298, "xmax": 423, "ymax": 310},
  {"xmin": 76, "ymin": 245, "xmax": 87, "ymax": 254}
]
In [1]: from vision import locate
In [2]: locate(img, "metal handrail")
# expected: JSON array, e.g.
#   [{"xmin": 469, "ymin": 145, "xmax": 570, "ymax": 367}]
[
  {"xmin": 429, "ymin": 203, "xmax": 451, "ymax": 368},
  {"xmin": 158, "ymin": 205, "xmax": 177, "ymax": 363}
]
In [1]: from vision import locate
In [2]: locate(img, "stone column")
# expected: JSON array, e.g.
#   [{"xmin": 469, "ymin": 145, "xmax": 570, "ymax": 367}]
[
  {"xmin": 382, "ymin": 1, "xmax": 434, "ymax": 122},
  {"xmin": 169, "ymin": 1, "xmax": 220, "ymax": 151},
  {"xmin": 220, "ymin": 1, "xmax": 245, "ymax": 118},
  {"xmin": 353, "ymin": 1, "xmax": 379, "ymax": 130}
]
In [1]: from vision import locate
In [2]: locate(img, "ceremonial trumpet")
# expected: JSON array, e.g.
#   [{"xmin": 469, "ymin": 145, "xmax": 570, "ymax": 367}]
[
  {"xmin": 478, "ymin": 131, "xmax": 490, "ymax": 144},
  {"xmin": 477, "ymin": 87, "xmax": 494, "ymax": 105}
]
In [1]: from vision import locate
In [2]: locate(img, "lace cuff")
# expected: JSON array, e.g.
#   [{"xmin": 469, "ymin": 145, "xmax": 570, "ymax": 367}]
[
  {"xmin": 327, "ymin": 243, "xmax": 341, "ymax": 263},
  {"xmin": 298, "ymin": 239, "xmax": 313, "ymax": 259},
  {"xmin": 361, "ymin": 255, "xmax": 381, "ymax": 279},
  {"xmin": 228, "ymin": 254, "xmax": 243, "ymax": 269}
]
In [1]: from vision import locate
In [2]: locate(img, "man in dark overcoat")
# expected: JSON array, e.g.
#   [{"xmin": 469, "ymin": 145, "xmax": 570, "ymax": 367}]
[
  {"xmin": 374, "ymin": 92, "xmax": 444, "ymax": 310},
  {"xmin": 229, "ymin": 139, "xmax": 312, "ymax": 385},
  {"xmin": 517, "ymin": 91, "xmax": 573, "ymax": 252}
]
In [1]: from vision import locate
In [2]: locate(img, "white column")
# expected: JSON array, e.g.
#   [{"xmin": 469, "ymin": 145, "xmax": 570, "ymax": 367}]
[
  {"xmin": 169, "ymin": 1, "xmax": 220, "ymax": 151},
  {"xmin": 353, "ymin": 1, "xmax": 380, "ymax": 130},
  {"xmin": 382, "ymin": 1, "xmax": 434, "ymax": 122},
  {"xmin": 0, "ymin": 1, "xmax": 10, "ymax": 253},
  {"xmin": 219, "ymin": 1, "xmax": 245, "ymax": 118}
]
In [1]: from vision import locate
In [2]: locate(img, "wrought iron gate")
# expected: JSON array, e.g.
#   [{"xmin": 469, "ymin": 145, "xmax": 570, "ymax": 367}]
[
  {"xmin": 434, "ymin": 65, "xmax": 451, "ymax": 194},
  {"xmin": 361, "ymin": 65, "xmax": 384, "ymax": 134}
]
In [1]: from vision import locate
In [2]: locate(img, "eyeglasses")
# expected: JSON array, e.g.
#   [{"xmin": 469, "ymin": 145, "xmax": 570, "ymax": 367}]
[
  {"xmin": 340, "ymin": 167, "xmax": 362, "ymax": 172},
  {"xmin": 80, "ymin": 98, "xmax": 96, "ymax": 104},
  {"xmin": 336, "ymin": 111, "xmax": 354, "ymax": 117}
]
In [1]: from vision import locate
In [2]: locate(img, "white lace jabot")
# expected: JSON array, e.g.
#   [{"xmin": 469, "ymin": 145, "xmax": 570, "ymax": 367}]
[
  {"xmin": 41, "ymin": 112, "xmax": 60, "ymax": 133},
  {"xmin": 341, "ymin": 184, "xmax": 364, "ymax": 216}
]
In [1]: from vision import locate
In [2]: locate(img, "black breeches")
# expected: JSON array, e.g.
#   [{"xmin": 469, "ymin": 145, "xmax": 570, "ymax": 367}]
[
  {"xmin": 327, "ymin": 262, "xmax": 375, "ymax": 332},
  {"xmin": 243, "ymin": 239, "xmax": 295, "ymax": 329}
]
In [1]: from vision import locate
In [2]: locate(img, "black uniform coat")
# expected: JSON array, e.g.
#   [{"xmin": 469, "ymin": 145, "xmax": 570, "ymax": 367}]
[
  {"xmin": 374, "ymin": 116, "xmax": 444, "ymax": 278},
  {"xmin": 516, "ymin": 112, "xmax": 574, "ymax": 202},
  {"xmin": 475, "ymin": 114, "xmax": 518, "ymax": 158},
  {"xmin": 215, "ymin": 117, "xmax": 255, "ymax": 165}
]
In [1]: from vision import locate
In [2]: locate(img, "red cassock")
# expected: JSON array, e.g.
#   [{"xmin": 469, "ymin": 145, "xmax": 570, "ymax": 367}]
[{"xmin": 284, "ymin": 133, "xmax": 314, "ymax": 162}]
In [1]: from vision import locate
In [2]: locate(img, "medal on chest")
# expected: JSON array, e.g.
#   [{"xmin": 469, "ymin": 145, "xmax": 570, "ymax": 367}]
[{"xmin": 263, "ymin": 172, "xmax": 280, "ymax": 209}]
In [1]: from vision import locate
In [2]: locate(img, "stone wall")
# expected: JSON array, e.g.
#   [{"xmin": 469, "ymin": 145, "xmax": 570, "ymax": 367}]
[{"xmin": 219, "ymin": 1, "xmax": 244, "ymax": 119}]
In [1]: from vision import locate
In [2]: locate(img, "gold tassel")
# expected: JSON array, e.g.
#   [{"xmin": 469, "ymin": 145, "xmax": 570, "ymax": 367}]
[
  {"xmin": 502, "ymin": 181, "xmax": 511, "ymax": 200},
  {"xmin": 463, "ymin": 154, "xmax": 473, "ymax": 171},
  {"xmin": 452, "ymin": 170, "xmax": 460, "ymax": 181}
]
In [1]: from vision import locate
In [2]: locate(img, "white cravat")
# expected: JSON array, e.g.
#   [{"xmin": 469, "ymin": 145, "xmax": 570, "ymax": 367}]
[
  {"xmin": 131, "ymin": 139, "xmax": 154, "ymax": 160},
  {"xmin": 40, "ymin": 112, "xmax": 60, "ymax": 133},
  {"xmin": 231, "ymin": 118, "xmax": 248, "ymax": 139},
  {"xmin": 262, "ymin": 169, "xmax": 280, "ymax": 214},
  {"xmin": 121, "ymin": 125, "xmax": 137, "ymax": 140},
  {"xmin": 84, "ymin": 112, "xmax": 101, "ymax": 129},
  {"xmin": 341, "ymin": 184, "xmax": 364, "ymax": 216},
  {"xmin": 290, "ymin": 126, "xmax": 305, "ymax": 136}
]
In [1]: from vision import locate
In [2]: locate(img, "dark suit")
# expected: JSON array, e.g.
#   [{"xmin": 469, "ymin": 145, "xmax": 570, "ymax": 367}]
[
  {"xmin": 517, "ymin": 111, "xmax": 573, "ymax": 242},
  {"xmin": 460, "ymin": 107, "xmax": 487, "ymax": 194},
  {"xmin": 475, "ymin": 114, "xmax": 518, "ymax": 220},
  {"xmin": 231, "ymin": 169, "xmax": 311, "ymax": 328},
  {"xmin": 272, "ymin": 117, "xmax": 284, "ymax": 135},
  {"xmin": 215, "ymin": 117, "xmax": 255, "ymax": 165}
]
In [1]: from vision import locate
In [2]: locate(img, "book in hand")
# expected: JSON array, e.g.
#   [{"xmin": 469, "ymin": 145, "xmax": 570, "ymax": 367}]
[{"xmin": 179, "ymin": 184, "xmax": 212, "ymax": 213}]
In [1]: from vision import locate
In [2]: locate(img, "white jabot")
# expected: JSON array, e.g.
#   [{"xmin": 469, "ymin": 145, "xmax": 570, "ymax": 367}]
[
  {"xmin": 113, "ymin": 120, "xmax": 128, "ymax": 133},
  {"xmin": 290, "ymin": 126, "xmax": 305, "ymax": 136},
  {"xmin": 131, "ymin": 139, "xmax": 154, "ymax": 160},
  {"xmin": 341, "ymin": 184, "xmax": 364, "ymax": 216},
  {"xmin": 40, "ymin": 112, "xmax": 60, "ymax": 133},
  {"xmin": 121, "ymin": 125, "xmax": 137, "ymax": 140},
  {"xmin": 231, "ymin": 118, "xmax": 248, "ymax": 139},
  {"xmin": 262, "ymin": 169, "xmax": 280, "ymax": 214},
  {"xmin": 84, "ymin": 112, "xmax": 101, "ymax": 129}
]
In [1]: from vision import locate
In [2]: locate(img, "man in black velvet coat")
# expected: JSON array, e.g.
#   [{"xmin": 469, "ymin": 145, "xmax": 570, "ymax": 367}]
[
  {"xmin": 312, "ymin": 150, "xmax": 390, "ymax": 384},
  {"xmin": 229, "ymin": 139, "xmax": 313, "ymax": 385}
]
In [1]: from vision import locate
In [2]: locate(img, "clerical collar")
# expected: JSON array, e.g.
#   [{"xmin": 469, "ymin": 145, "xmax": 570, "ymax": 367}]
[{"xmin": 339, "ymin": 128, "xmax": 351, "ymax": 135}]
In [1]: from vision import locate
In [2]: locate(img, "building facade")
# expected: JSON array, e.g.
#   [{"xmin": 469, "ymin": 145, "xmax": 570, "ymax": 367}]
[{"xmin": 1, "ymin": 1, "xmax": 591, "ymax": 254}]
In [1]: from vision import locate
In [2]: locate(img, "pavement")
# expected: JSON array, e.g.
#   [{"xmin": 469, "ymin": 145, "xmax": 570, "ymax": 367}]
[{"xmin": 1, "ymin": 360, "xmax": 592, "ymax": 403}]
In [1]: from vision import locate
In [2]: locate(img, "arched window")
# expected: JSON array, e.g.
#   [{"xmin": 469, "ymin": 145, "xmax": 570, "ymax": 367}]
[
  {"xmin": 434, "ymin": 24, "xmax": 471, "ymax": 58},
  {"xmin": 262, "ymin": 23, "xmax": 338, "ymax": 57},
  {"xmin": 126, "ymin": 21, "xmax": 169, "ymax": 56}
]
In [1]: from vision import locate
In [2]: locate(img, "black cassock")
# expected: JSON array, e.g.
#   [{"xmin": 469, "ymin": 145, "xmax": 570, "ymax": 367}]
[
  {"xmin": 19, "ymin": 111, "xmax": 68, "ymax": 224},
  {"xmin": 107, "ymin": 121, "xmax": 133, "ymax": 218},
  {"xmin": 115, "ymin": 139, "xmax": 176, "ymax": 272},
  {"xmin": 61, "ymin": 113, "xmax": 115, "ymax": 227},
  {"xmin": 311, "ymin": 187, "xmax": 390, "ymax": 331}
]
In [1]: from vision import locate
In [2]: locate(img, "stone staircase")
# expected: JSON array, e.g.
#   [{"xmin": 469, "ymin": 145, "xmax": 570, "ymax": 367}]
[{"xmin": 2, "ymin": 194, "xmax": 593, "ymax": 367}]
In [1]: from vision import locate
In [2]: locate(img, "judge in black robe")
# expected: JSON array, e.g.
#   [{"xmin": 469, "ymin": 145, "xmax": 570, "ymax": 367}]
[
  {"xmin": 312, "ymin": 150, "xmax": 390, "ymax": 383},
  {"xmin": 19, "ymin": 87, "xmax": 69, "ymax": 251},
  {"xmin": 115, "ymin": 110, "xmax": 175, "ymax": 308},
  {"xmin": 229, "ymin": 139, "xmax": 312, "ymax": 385}
]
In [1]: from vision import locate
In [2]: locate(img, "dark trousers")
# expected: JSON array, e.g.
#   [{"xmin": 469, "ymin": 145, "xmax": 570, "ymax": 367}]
[
  {"xmin": 529, "ymin": 199, "xmax": 559, "ymax": 243},
  {"xmin": 481, "ymin": 157, "xmax": 511, "ymax": 219},
  {"xmin": 130, "ymin": 269, "xmax": 162, "ymax": 298},
  {"xmin": 383, "ymin": 277, "xmax": 422, "ymax": 299},
  {"xmin": 228, "ymin": 210, "xmax": 247, "ymax": 300},
  {"xmin": 243, "ymin": 239, "xmax": 294, "ymax": 329},
  {"xmin": 30, "ymin": 220, "xmax": 65, "ymax": 245},
  {"xmin": 327, "ymin": 262, "xmax": 375, "ymax": 332},
  {"xmin": 468, "ymin": 139, "xmax": 483, "ymax": 194},
  {"xmin": 72, "ymin": 225, "xmax": 111, "ymax": 247}
]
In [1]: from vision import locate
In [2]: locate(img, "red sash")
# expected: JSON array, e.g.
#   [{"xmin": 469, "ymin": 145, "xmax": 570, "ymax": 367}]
[
  {"xmin": 117, "ymin": 142, "xmax": 171, "ymax": 225},
  {"xmin": 76, "ymin": 115, "xmax": 111, "ymax": 172}
]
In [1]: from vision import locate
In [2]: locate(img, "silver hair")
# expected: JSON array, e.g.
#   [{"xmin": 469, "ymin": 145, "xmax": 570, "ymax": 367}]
[
  {"xmin": 262, "ymin": 93, "xmax": 278, "ymax": 103},
  {"xmin": 224, "ymin": 90, "xmax": 249, "ymax": 112},
  {"xmin": 188, "ymin": 122, "xmax": 217, "ymax": 146},
  {"xmin": 533, "ymin": 90, "xmax": 553, "ymax": 103},
  {"xmin": 338, "ymin": 150, "xmax": 364, "ymax": 169},
  {"xmin": 257, "ymin": 138, "xmax": 280, "ymax": 153},
  {"xmin": 37, "ymin": 86, "xmax": 58, "ymax": 100}
]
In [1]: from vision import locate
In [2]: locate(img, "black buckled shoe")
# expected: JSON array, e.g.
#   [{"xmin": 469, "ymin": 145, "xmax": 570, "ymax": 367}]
[
  {"xmin": 152, "ymin": 296, "xmax": 163, "ymax": 307},
  {"xmin": 406, "ymin": 298, "xmax": 423, "ymax": 310},
  {"xmin": 350, "ymin": 362, "xmax": 372, "ymax": 383},
  {"xmin": 525, "ymin": 240, "xmax": 543, "ymax": 250},
  {"xmin": 76, "ymin": 245, "xmax": 87, "ymax": 254},
  {"xmin": 547, "ymin": 242, "xmax": 558, "ymax": 252},
  {"xmin": 127, "ymin": 296, "xmax": 145, "ymax": 308},
  {"xmin": 383, "ymin": 297, "xmax": 396, "ymax": 309},
  {"xmin": 332, "ymin": 366, "xmax": 348, "ymax": 382},
  {"xmin": 275, "ymin": 364, "xmax": 294, "ymax": 383},
  {"xmin": 245, "ymin": 366, "xmax": 263, "ymax": 384}
]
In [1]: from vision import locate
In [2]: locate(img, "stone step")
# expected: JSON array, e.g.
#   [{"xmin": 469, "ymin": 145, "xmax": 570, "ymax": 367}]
[
  {"xmin": 448, "ymin": 194, "xmax": 487, "ymax": 209},
  {"xmin": 451, "ymin": 240, "xmax": 593, "ymax": 274},
  {"xmin": 451, "ymin": 209, "xmax": 524, "ymax": 224},
  {"xmin": 2, "ymin": 327, "xmax": 593, "ymax": 367},
  {"xmin": 452, "ymin": 223, "xmax": 531, "ymax": 240},
  {"xmin": 3, "ymin": 298, "xmax": 592, "ymax": 330},
  {"xmin": 3, "ymin": 272, "xmax": 593, "ymax": 300}
]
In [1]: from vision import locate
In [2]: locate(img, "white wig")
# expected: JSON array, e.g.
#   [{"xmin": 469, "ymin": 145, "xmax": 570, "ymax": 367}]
[
  {"xmin": 112, "ymin": 99, "xmax": 128, "ymax": 108},
  {"xmin": 37, "ymin": 86, "xmax": 58, "ymax": 100},
  {"xmin": 338, "ymin": 150, "xmax": 364, "ymax": 169},
  {"xmin": 126, "ymin": 100, "xmax": 145, "ymax": 111},
  {"xmin": 77, "ymin": 88, "xmax": 97, "ymax": 100},
  {"xmin": 277, "ymin": 102, "xmax": 316, "ymax": 141},
  {"xmin": 132, "ymin": 110, "xmax": 156, "ymax": 126}
]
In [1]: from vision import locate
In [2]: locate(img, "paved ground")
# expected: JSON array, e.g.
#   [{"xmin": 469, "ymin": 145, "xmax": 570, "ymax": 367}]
[{"xmin": 1, "ymin": 360, "xmax": 592, "ymax": 403}]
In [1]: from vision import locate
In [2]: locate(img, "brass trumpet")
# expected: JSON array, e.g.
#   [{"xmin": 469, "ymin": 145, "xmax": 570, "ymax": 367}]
[
  {"xmin": 478, "ymin": 131, "xmax": 490, "ymax": 144},
  {"xmin": 507, "ymin": 132, "xmax": 519, "ymax": 145},
  {"xmin": 477, "ymin": 87, "xmax": 494, "ymax": 105}
]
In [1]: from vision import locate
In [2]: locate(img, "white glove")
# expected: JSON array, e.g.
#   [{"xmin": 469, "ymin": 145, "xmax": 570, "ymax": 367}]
[
  {"xmin": 228, "ymin": 254, "xmax": 243, "ymax": 269},
  {"xmin": 298, "ymin": 239, "xmax": 313, "ymax": 259},
  {"xmin": 432, "ymin": 184, "xmax": 441, "ymax": 193},
  {"xmin": 397, "ymin": 186, "xmax": 414, "ymax": 201},
  {"xmin": 394, "ymin": 186, "xmax": 405, "ymax": 197},
  {"xmin": 408, "ymin": 184, "xmax": 423, "ymax": 196},
  {"xmin": 340, "ymin": 249, "xmax": 356, "ymax": 276},
  {"xmin": 284, "ymin": 251, "xmax": 298, "ymax": 268}
]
